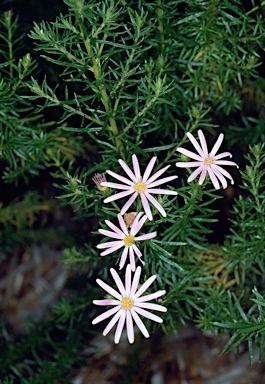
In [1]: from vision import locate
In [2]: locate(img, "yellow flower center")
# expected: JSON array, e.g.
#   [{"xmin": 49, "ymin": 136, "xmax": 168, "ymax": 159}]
[
  {"xmin": 204, "ymin": 157, "xmax": 213, "ymax": 166},
  {"xmin": 121, "ymin": 297, "xmax": 134, "ymax": 310},
  {"xmin": 134, "ymin": 181, "xmax": 146, "ymax": 193},
  {"xmin": 123, "ymin": 234, "xmax": 135, "ymax": 247}
]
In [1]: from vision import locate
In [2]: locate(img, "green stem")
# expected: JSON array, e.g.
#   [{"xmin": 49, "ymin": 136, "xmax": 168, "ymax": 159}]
[
  {"xmin": 54, "ymin": 43, "xmax": 93, "ymax": 77},
  {"xmin": 157, "ymin": 0, "xmax": 165, "ymax": 58},
  {"xmin": 118, "ymin": 92, "xmax": 161, "ymax": 138},
  {"xmin": 6, "ymin": 11, "xmax": 13, "ymax": 78},
  {"xmin": 245, "ymin": 1, "xmax": 265, "ymax": 16},
  {"xmin": 97, "ymin": 33, "xmax": 108, "ymax": 57},
  {"xmin": 252, "ymin": 183, "xmax": 263, "ymax": 224},
  {"xmin": 10, "ymin": 67, "xmax": 27, "ymax": 95},
  {"xmin": 239, "ymin": 198, "xmax": 246, "ymax": 240},
  {"xmin": 32, "ymin": 90, "xmax": 105, "ymax": 127},
  {"xmin": 180, "ymin": 183, "xmax": 201, "ymax": 242},
  {"xmin": 111, "ymin": 47, "xmax": 137, "ymax": 113},
  {"xmin": 45, "ymin": 150, "xmax": 68, "ymax": 177},
  {"xmin": 111, "ymin": 200, "xmax": 121, "ymax": 212},
  {"xmin": 80, "ymin": 28, "xmax": 123, "ymax": 153},
  {"xmin": 250, "ymin": 158, "xmax": 264, "ymax": 231}
]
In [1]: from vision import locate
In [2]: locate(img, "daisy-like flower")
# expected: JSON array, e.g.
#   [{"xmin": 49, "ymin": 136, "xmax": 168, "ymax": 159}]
[
  {"xmin": 101, "ymin": 154, "xmax": 178, "ymax": 220},
  {"xmin": 175, "ymin": 130, "xmax": 238, "ymax": 189},
  {"xmin": 92, "ymin": 264, "xmax": 167, "ymax": 344},
  {"xmin": 97, "ymin": 212, "xmax": 156, "ymax": 271}
]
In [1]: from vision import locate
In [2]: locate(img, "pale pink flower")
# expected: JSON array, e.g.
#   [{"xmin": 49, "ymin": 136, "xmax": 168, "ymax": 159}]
[
  {"xmin": 92, "ymin": 264, "xmax": 167, "ymax": 344},
  {"xmin": 96, "ymin": 212, "xmax": 156, "ymax": 271},
  {"xmin": 175, "ymin": 130, "xmax": 238, "ymax": 189},
  {"xmin": 92, "ymin": 173, "xmax": 108, "ymax": 191},
  {"xmin": 101, "ymin": 154, "xmax": 178, "ymax": 220}
]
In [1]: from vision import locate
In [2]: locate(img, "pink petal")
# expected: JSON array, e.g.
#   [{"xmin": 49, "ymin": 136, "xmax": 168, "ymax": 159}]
[
  {"xmin": 176, "ymin": 147, "xmax": 203, "ymax": 161},
  {"xmin": 145, "ymin": 165, "xmax": 171, "ymax": 185},
  {"xmin": 134, "ymin": 302, "xmax": 167, "ymax": 312},
  {"xmin": 110, "ymin": 268, "xmax": 126, "ymax": 296},
  {"xmin": 133, "ymin": 274, "xmax": 157, "ymax": 300},
  {"xmin": 102, "ymin": 309, "xmax": 122, "ymax": 337},
  {"xmin": 146, "ymin": 188, "xmax": 178, "ymax": 195},
  {"xmin": 132, "ymin": 245, "xmax": 145, "ymax": 266},
  {"xmin": 213, "ymin": 151, "xmax": 232, "ymax": 160},
  {"xmin": 214, "ymin": 160, "xmax": 238, "ymax": 167},
  {"xmin": 144, "ymin": 191, "xmax": 166, "ymax": 217},
  {"xmin": 209, "ymin": 133, "xmax": 224, "ymax": 157},
  {"xmin": 129, "ymin": 246, "xmax": 136, "ymax": 271},
  {"xmin": 132, "ymin": 154, "xmax": 141, "ymax": 179},
  {"xmin": 126, "ymin": 310, "xmax": 135, "ymax": 343},
  {"xmin": 100, "ymin": 182, "xmax": 132, "ymax": 190},
  {"xmin": 187, "ymin": 165, "xmax": 204, "ymax": 183},
  {"xmin": 118, "ymin": 213, "xmax": 128, "ymax": 235},
  {"xmin": 140, "ymin": 193, "xmax": 153, "ymax": 220},
  {"xmin": 104, "ymin": 190, "xmax": 134, "ymax": 203},
  {"xmin": 96, "ymin": 278, "xmax": 122, "ymax": 299},
  {"xmin": 212, "ymin": 164, "xmax": 234, "ymax": 181},
  {"xmin": 207, "ymin": 167, "xmax": 220, "ymax": 189},
  {"xmin": 130, "ymin": 266, "xmax": 142, "ymax": 297},
  {"xmin": 98, "ymin": 229, "xmax": 124, "ymax": 239},
  {"xmin": 92, "ymin": 305, "xmax": 121, "ymax": 325},
  {"xmin": 132, "ymin": 244, "xmax": 142, "ymax": 257},
  {"xmin": 97, "ymin": 240, "xmax": 123, "ymax": 249},
  {"xmin": 93, "ymin": 299, "xmax": 120, "ymax": 306},
  {"xmin": 199, "ymin": 167, "xmax": 207, "ymax": 185},
  {"xmin": 130, "ymin": 213, "xmax": 146, "ymax": 236},
  {"xmin": 119, "ymin": 247, "xmax": 129, "ymax": 270},
  {"xmin": 125, "ymin": 263, "xmax": 131, "ymax": 294},
  {"xmin": 114, "ymin": 310, "xmax": 126, "ymax": 344},
  {"xmin": 130, "ymin": 309, "xmax": 149, "ymax": 338},
  {"xmin": 176, "ymin": 161, "xmax": 203, "ymax": 168},
  {"xmin": 99, "ymin": 243, "xmax": 124, "ymax": 256},
  {"xmin": 105, "ymin": 170, "xmax": 134, "ymax": 186},
  {"xmin": 120, "ymin": 191, "xmax": 138, "ymax": 215},
  {"xmin": 129, "ymin": 212, "xmax": 140, "ymax": 232},
  {"xmin": 119, "ymin": 159, "xmax": 138, "ymax": 182},
  {"xmin": 133, "ymin": 306, "xmax": 163, "ymax": 323},
  {"xmin": 198, "ymin": 130, "xmax": 209, "ymax": 156},
  {"xmin": 125, "ymin": 264, "xmax": 133, "ymax": 288},
  {"xmin": 136, "ymin": 290, "xmax": 166, "ymax": 303},
  {"xmin": 105, "ymin": 220, "xmax": 125, "ymax": 236},
  {"xmin": 142, "ymin": 157, "xmax": 157, "ymax": 182},
  {"xmin": 187, "ymin": 131, "xmax": 205, "ymax": 157},
  {"xmin": 135, "ymin": 231, "xmax": 157, "ymax": 241},
  {"xmin": 146, "ymin": 175, "xmax": 178, "ymax": 188},
  {"xmin": 212, "ymin": 168, "xmax": 228, "ymax": 189}
]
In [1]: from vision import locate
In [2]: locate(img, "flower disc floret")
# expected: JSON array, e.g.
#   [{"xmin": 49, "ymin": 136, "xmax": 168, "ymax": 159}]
[
  {"xmin": 134, "ymin": 182, "xmax": 147, "ymax": 193},
  {"xmin": 121, "ymin": 297, "xmax": 134, "ymax": 310},
  {"xmin": 123, "ymin": 234, "xmax": 135, "ymax": 247},
  {"xmin": 92, "ymin": 264, "xmax": 167, "ymax": 344},
  {"xmin": 204, "ymin": 157, "xmax": 213, "ymax": 166},
  {"xmin": 101, "ymin": 154, "xmax": 178, "ymax": 220},
  {"xmin": 176, "ymin": 130, "xmax": 238, "ymax": 189}
]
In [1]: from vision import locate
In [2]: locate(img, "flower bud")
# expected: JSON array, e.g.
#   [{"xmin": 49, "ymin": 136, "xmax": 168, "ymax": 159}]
[{"xmin": 92, "ymin": 173, "xmax": 108, "ymax": 191}]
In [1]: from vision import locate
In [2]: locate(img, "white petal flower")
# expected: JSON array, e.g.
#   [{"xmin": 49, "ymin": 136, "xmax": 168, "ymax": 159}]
[
  {"xmin": 96, "ymin": 212, "xmax": 156, "ymax": 271},
  {"xmin": 101, "ymin": 154, "xmax": 178, "ymax": 220},
  {"xmin": 175, "ymin": 130, "xmax": 238, "ymax": 189},
  {"xmin": 92, "ymin": 264, "xmax": 167, "ymax": 344}
]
